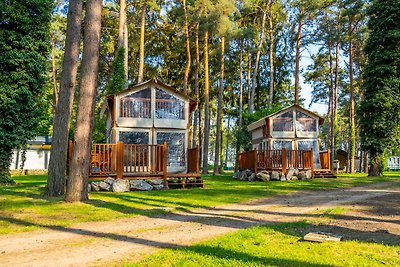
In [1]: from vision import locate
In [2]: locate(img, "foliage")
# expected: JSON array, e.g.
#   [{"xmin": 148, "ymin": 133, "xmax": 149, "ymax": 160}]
[
  {"xmin": 360, "ymin": 0, "xmax": 400, "ymax": 174},
  {"xmin": 107, "ymin": 47, "xmax": 126, "ymax": 95},
  {"xmin": 0, "ymin": 0, "xmax": 52, "ymax": 181}
]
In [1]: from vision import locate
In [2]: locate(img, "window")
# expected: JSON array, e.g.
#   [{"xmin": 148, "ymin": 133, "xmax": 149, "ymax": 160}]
[
  {"xmin": 157, "ymin": 132, "xmax": 185, "ymax": 166},
  {"xmin": 272, "ymin": 141, "xmax": 292, "ymax": 150},
  {"xmin": 155, "ymin": 88, "xmax": 185, "ymax": 120},
  {"xmin": 120, "ymin": 88, "xmax": 151, "ymax": 118},
  {"xmin": 296, "ymin": 111, "xmax": 316, "ymax": 132},
  {"xmin": 272, "ymin": 111, "xmax": 293, "ymax": 131},
  {"xmin": 119, "ymin": 131, "xmax": 149, "ymax": 144},
  {"xmin": 297, "ymin": 140, "xmax": 319, "ymax": 163}
]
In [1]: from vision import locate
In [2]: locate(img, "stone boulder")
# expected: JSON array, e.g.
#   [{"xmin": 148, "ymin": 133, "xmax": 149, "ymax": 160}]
[
  {"xmin": 91, "ymin": 182, "xmax": 100, "ymax": 191},
  {"xmin": 256, "ymin": 171, "xmax": 270, "ymax": 181},
  {"xmin": 306, "ymin": 170, "xmax": 313, "ymax": 179},
  {"xmin": 88, "ymin": 183, "xmax": 92, "ymax": 192},
  {"xmin": 270, "ymin": 171, "xmax": 280, "ymax": 181},
  {"xmin": 112, "ymin": 179, "xmax": 130, "ymax": 192},
  {"xmin": 129, "ymin": 180, "xmax": 153, "ymax": 191},
  {"xmin": 297, "ymin": 171, "xmax": 306, "ymax": 180},
  {"xmin": 153, "ymin": 184, "xmax": 164, "ymax": 190},
  {"xmin": 232, "ymin": 171, "xmax": 240, "ymax": 179},
  {"xmin": 148, "ymin": 179, "xmax": 163, "ymax": 186},
  {"xmin": 104, "ymin": 177, "xmax": 116, "ymax": 186},
  {"xmin": 239, "ymin": 171, "xmax": 248, "ymax": 181},
  {"xmin": 248, "ymin": 173, "xmax": 256, "ymax": 181},
  {"xmin": 99, "ymin": 181, "xmax": 111, "ymax": 191},
  {"xmin": 286, "ymin": 168, "xmax": 298, "ymax": 180}
]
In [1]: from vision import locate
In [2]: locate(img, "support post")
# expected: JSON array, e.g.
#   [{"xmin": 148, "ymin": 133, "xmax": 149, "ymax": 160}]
[
  {"xmin": 253, "ymin": 150, "xmax": 258, "ymax": 174},
  {"xmin": 327, "ymin": 149, "xmax": 331, "ymax": 170},
  {"xmin": 162, "ymin": 142, "xmax": 168, "ymax": 188},
  {"xmin": 116, "ymin": 141, "xmax": 124, "ymax": 179},
  {"xmin": 282, "ymin": 148, "xmax": 287, "ymax": 175},
  {"xmin": 310, "ymin": 149, "xmax": 314, "ymax": 178},
  {"xmin": 196, "ymin": 146, "xmax": 200, "ymax": 174}
]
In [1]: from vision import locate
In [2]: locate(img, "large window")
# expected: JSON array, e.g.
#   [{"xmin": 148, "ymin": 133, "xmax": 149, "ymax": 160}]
[
  {"xmin": 296, "ymin": 111, "xmax": 316, "ymax": 132},
  {"xmin": 297, "ymin": 140, "xmax": 319, "ymax": 163},
  {"xmin": 157, "ymin": 132, "xmax": 185, "ymax": 166},
  {"xmin": 120, "ymin": 88, "xmax": 151, "ymax": 118},
  {"xmin": 155, "ymin": 88, "xmax": 185, "ymax": 120},
  {"xmin": 119, "ymin": 131, "xmax": 149, "ymax": 144},
  {"xmin": 272, "ymin": 111, "xmax": 293, "ymax": 131},
  {"xmin": 272, "ymin": 140, "xmax": 292, "ymax": 150}
]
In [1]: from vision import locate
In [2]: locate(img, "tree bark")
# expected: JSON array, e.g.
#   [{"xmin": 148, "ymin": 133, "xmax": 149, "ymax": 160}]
[
  {"xmin": 138, "ymin": 4, "xmax": 146, "ymax": 83},
  {"xmin": 368, "ymin": 158, "xmax": 380, "ymax": 176},
  {"xmin": 267, "ymin": 0, "xmax": 274, "ymax": 107},
  {"xmin": 46, "ymin": 0, "xmax": 83, "ymax": 197},
  {"xmin": 247, "ymin": 48, "xmax": 252, "ymax": 111},
  {"xmin": 192, "ymin": 23, "xmax": 200, "ymax": 149},
  {"xmin": 294, "ymin": 7, "xmax": 303, "ymax": 104},
  {"xmin": 182, "ymin": 0, "xmax": 191, "ymax": 95},
  {"xmin": 50, "ymin": 33, "xmax": 59, "ymax": 109},
  {"xmin": 118, "ymin": 0, "xmax": 128, "ymax": 81},
  {"xmin": 65, "ymin": 0, "xmax": 102, "ymax": 202},
  {"xmin": 213, "ymin": 36, "xmax": 225, "ymax": 175},
  {"xmin": 235, "ymin": 40, "xmax": 244, "ymax": 172},
  {"xmin": 202, "ymin": 30, "xmax": 210, "ymax": 174},
  {"xmin": 249, "ymin": 7, "xmax": 268, "ymax": 113},
  {"xmin": 348, "ymin": 18, "xmax": 355, "ymax": 174}
]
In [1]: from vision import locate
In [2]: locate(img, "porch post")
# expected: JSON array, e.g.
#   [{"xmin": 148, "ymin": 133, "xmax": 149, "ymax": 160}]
[
  {"xmin": 310, "ymin": 149, "xmax": 314, "ymax": 178},
  {"xmin": 282, "ymin": 148, "xmax": 287, "ymax": 174},
  {"xmin": 116, "ymin": 141, "xmax": 124, "ymax": 179},
  {"xmin": 162, "ymin": 142, "xmax": 168, "ymax": 188},
  {"xmin": 327, "ymin": 149, "xmax": 331, "ymax": 170},
  {"xmin": 253, "ymin": 150, "xmax": 258, "ymax": 174}
]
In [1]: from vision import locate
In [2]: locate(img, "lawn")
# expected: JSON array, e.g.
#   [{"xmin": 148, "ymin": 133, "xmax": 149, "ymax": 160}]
[
  {"xmin": 0, "ymin": 172, "xmax": 399, "ymax": 235},
  {"xmin": 127, "ymin": 221, "xmax": 400, "ymax": 267}
]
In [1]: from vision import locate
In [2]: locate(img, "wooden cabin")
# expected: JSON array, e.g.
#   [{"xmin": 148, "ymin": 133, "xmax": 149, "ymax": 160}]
[
  {"xmin": 239, "ymin": 104, "xmax": 334, "ymax": 178},
  {"xmin": 85, "ymin": 79, "xmax": 202, "ymax": 188}
]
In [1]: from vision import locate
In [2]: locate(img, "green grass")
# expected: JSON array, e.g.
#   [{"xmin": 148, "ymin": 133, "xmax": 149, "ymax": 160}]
[
  {"xmin": 126, "ymin": 221, "xmax": 400, "ymax": 267},
  {"xmin": 0, "ymin": 172, "xmax": 399, "ymax": 235}
]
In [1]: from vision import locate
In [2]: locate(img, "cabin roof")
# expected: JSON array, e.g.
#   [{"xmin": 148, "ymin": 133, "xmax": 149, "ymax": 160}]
[
  {"xmin": 107, "ymin": 78, "xmax": 197, "ymax": 113},
  {"xmin": 247, "ymin": 104, "xmax": 325, "ymax": 131}
]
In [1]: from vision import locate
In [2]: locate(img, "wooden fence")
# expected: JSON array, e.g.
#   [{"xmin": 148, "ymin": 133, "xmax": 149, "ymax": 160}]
[
  {"xmin": 238, "ymin": 148, "xmax": 314, "ymax": 174},
  {"xmin": 187, "ymin": 146, "xmax": 200, "ymax": 173},
  {"xmin": 319, "ymin": 150, "xmax": 331, "ymax": 170}
]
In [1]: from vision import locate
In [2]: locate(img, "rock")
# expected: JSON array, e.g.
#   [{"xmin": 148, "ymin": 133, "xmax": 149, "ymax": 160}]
[
  {"xmin": 88, "ymin": 183, "xmax": 91, "ymax": 192},
  {"xmin": 306, "ymin": 170, "xmax": 313, "ymax": 179},
  {"xmin": 99, "ymin": 181, "xmax": 111, "ymax": 191},
  {"xmin": 256, "ymin": 172, "xmax": 270, "ymax": 181},
  {"xmin": 286, "ymin": 168, "xmax": 298, "ymax": 180},
  {"xmin": 280, "ymin": 173, "xmax": 287, "ymax": 181},
  {"xmin": 91, "ymin": 182, "xmax": 100, "ymax": 191},
  {"xmin": 104, "ymin": 177, "xmax": 116, "ymax": 185},
  {"xmin": 298, "ymin": 171, "xmax": 306, "ymax": 180},
  {"xmin": 239, "ymin": 171, "xmax": 248, "ymax": 181},
  {"xmin": 153, "ymin": 184, "xmax": 164, "ymax": 190},
  {"xmin": 271, "ymin": 171, "xmax": 280, "ymax": 181},
  {"xmin": 148, "ymin": 179, "xmax": 163, "ymax": 186},
  {"xmin": 248, "ymin": 173, "xmax": 256, "ymax": 181},
  {"xmin": 129, "ymin": 180, "xmax": 153, "ymax": 191},
  {"xmin": 112, "ymin": 179, "xmax": 130, "ymax": 192},
  {"xmin": 232, "ymin": 171, "xmax": 240, "ymax": 179}
]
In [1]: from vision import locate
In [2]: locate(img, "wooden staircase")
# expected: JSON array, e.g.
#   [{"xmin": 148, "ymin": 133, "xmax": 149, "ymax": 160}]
[{"xmin": 313, "ymin": 169, "xmax": 336, "ymax": 178}]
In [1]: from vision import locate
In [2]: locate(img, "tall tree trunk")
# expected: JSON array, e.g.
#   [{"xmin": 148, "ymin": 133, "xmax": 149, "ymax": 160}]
[
  {"xmin": 46, "ymin": 0, "xmax": 83, "ymax": 197},
  {"xmin": 247, "ymin": 48, "xmax": 252, "ymax": 111},
  {"xmin": 249, "ymin": 7, "xmax": 268, "ymax": 113},
  {"xmin": 117, "ymin": 0, "xmax": 128, "ymax": 80},
  {"xmin": 182, "ymin": 0, "xmax": 191, "ymax": 95},
  {"xmin": 235, "ymin": 40, "xmax": 244, "ymax": 172},
  {"xmin": 202, "ymin": 30, "xmax": 210, "ymax": 174},
  {"xmin": 329, "ymin": 37, "xmax": 335, "ymax": 168},
  {"xmin": 65, "ymin": 0, "xmax": 102, "ymax": 202},
  {"xmin": 267, "ymin": 0, "xmax": 274, "ymax": 107},
  {"xmin": 214, "ymin": 36, "xmax": 225, "ymax": 175},
  {"xmin": 192, "ymin": 23, "xmax": 200, "ymax": 148},
  {"xmin": 294, "ymin": 7, "xmax": 304, "ymax": 104},
  {"xmin": 138, "ymin": 4, "xmax": 146, "ymax": 83},
  {"xmin": 50, "ymin": 33, "xmax": 59, "ymax": 109},
  {"xmin": 348, "ymin": 18, "xmax": 355, "ymax": 174}
]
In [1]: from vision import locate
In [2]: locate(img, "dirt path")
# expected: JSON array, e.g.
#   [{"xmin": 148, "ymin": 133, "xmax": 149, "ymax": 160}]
[{"xmin": 0, "ymin": 181, "xmax": 399, "ymax": 267}]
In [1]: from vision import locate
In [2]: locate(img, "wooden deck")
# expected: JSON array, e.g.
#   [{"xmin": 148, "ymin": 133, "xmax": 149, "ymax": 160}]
[{"xmin": 68, "ymin": 141, "xmax": 203, "ymax": 188}]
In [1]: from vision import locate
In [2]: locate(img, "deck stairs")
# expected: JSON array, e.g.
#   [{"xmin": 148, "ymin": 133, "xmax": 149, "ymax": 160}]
[{"xmin": 313, "ymin": 169, "xmax": 336, "ymax": 178}]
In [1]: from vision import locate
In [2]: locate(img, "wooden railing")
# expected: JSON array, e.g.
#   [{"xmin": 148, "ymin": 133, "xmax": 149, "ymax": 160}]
[
  {"xmin": 155, "ymin": 99, "xmax": 185, "ymax": 119},
  {"xmin": 239, "ymin": 148, "xmax": 314, "ymax": 174},
  {"xmin": 319, "ymin": 150, "xmax": 331, "ymax": 170},
  {"xmin": 120, "ymin": 98, "xmax": 151, "ymax": 118},
  {"xmin": 187, "ymin": 146, "xmax": 200, "ymax": 173}
]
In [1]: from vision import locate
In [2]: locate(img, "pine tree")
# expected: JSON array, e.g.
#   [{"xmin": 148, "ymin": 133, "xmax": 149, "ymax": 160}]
[{"xmin": 360, "ymin": 0, "xmax": 400, "ymax": 176}]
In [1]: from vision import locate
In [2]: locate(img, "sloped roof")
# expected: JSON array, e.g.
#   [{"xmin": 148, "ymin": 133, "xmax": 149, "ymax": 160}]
[
  {"xmin": 247, "ymin": 104, "xmax": 325, "ymax": 131},
  {"xmin": 108, "ymin": 78, "xmax": 197, "ymax": 112}
]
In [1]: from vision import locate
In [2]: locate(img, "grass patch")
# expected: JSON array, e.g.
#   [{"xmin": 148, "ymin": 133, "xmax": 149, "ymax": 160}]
[
  {"xmin": 127, "ymin": 222, "xmax": 400, "ymax": 267},
  {"xmin": 0, "ymin": 172, "xmax": 399, "ymax": 235}
]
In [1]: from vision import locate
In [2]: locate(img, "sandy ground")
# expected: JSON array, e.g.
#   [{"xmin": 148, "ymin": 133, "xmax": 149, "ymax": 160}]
[{"xmin": 0, "ymin": 181, "xmax": 399, "ymax": 267}]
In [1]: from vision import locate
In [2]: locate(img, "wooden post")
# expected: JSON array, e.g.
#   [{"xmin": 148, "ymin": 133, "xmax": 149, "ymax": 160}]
[
  {"xmin": 253, "ymin": 150, "xmax": 258, "ymax": 174},
  {"xmin": 196, "ymin": 146, "xmax": 200, "ymax": 174},
  {"xmin": 310, "ymin": 149, "xmax": 314, "ymax": 178},
  {"xmin": 282, "ymin": 148, "xmax": 287, "ymax": 174},
  {"xmin": 116, "ymin": 141, "xmax": 124, "ymax": 179},
  {"xmin": 162, "ymin": 142, "xmax": 168, "ymax": 189},
  {"xmin": 327, "ymin": 149, "xmax": 331, "ymax": 170}
]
